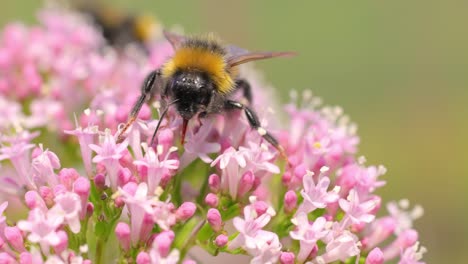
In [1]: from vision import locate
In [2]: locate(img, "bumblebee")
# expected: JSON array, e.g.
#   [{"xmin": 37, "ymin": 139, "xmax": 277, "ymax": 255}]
[
  {"xmin": 76, "ymin": 2, "xmax": 158, "ymax": 49},
  {"xmin": 117, "ymin": 31, "xmax": 294, "ymax": 158}
]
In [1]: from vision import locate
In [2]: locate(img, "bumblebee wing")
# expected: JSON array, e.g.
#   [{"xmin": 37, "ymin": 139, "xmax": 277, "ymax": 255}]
[
  {"xmin": 226, "ymin": 51, "xmax": 296, "ymax": 68},
  {"xmin": 163, "ymin": 30, "xmax": 186, "ymax": 49}
]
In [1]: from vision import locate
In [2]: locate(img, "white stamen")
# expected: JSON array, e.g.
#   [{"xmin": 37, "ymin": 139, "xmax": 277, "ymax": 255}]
[
  {"xmin": 378, "ymin": 165, "xmax": 387, "ymax": 175},
  {"xmin": 411, "ymin": 205, "xmax": 424, "ymax": 219},
  {"xmin": 249, "ymin": 196, "xmax": 257, "ymax": 204},
  {"xmin": 80, "ymin": 244, "xmax": 89, "ymax": 253},
  {"xmin": 157, "ymin": 145, "xmax": 164, "ymax": 155},
  {"xmin": 257, "ymin": 127, "xmax": 267, "ymax": 136},
  {"xmin": 169, "ymin": 146, "xmax": 178, "ymax": 153},
  {"xmin": 358, "ymin": 156, "xmax": 367, "ymax": 164},
  {"xmin": 332, "ymin": 186, "xmax": 341, "ymax": 193},
  {"xmin": 320, "ymin": 166, "xmax": 330, "ymax": 173},
  {"xmin": 399, "ymin": 199, "xmax": 410, "ymax": 209},
  {"xmin": 291, "ymin": 217, "xmax": 298, "ymax": 226},
  {"xmin": 154, "ymin": 186, "xmax": 164, "ymax": 197},
  {"xmin": 266, "ymin": 207, "xmax": 276, "ymax": 217},
  {"xmin": 84, "ymin": 108, "xmax": 91, "ymax": 116},
  {"xmin": 303, "ymin": 90, "xmax": 312, "ymax": 101},
  {"xmin": 96, "ymin": 109, "xmax": 104, "ymax": 116},
  {"xmin": 153, "ymin": 100, "xmax": 161, "ymax": 109}
]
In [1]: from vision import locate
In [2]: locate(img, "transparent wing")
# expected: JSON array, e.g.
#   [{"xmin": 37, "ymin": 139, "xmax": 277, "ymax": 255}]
[
  {"xmin": 226, "ymin": 51, "xmax": 296, "ymax": 68},
  {"xmin": 163, "ymin": 30, "xmax": 186, "ymax": 49}
]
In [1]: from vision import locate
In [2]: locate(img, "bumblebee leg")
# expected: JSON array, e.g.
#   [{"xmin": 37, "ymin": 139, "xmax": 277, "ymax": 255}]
[
  {"xmin": 234, "ymin": 79, "xmax": 252, "ymax": 104},
  {"xmin": 117, "ymin": 69, "xmax": 162, "ymax": 143},
  {"xmin": 225, "ymin": 100, "xmax": 287, "ymax": 160}
]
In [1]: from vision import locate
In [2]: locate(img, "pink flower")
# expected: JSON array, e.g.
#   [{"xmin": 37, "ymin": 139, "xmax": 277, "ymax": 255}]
[
  {"xmin": 31, "ymin": 146, "xmax": 61, "ymax": 187},
  {"xmin": 180, "ymin": 117, "xmax": 221, "ymax": 168},
  {"xmin": 229, "ymin": 203, "xmax": 275, "ymax": 251},
  {"xmin": 211, "ymin": 147, "xmax": 249, "ymax": 199},
  {"xmin": 297, "ymin": 171, "xmax": 340, "ymax": 215},
  {"xmin": 290, "ymin": 213, "xmax": 328, "ymax": 262},
  {"xmin": 65, "ymin": 123, "xmax": 99, "ymax": 176},
  {"xmin": 339, "ymin": 190, "xmax": 379, "ymax": 228},
  {"xmin": 315, "ymin": 230, "xmax": 360, "ymax": 263},
  {"xmin": 17, "ymin": 208, "xmax": 64, "ymax": 253},
  {"xmin": 398, "ymin": 242, "xmax": 426, "ymax": 264},
  {"xmin": 90, "ymin": 130, "xmax": 128, "ymax": 190},
  {"xmin": 119, "ymin": 182, "xmax": 155, "ymax": 246},
  {"xmin": 133, "ymin": 145, "xmax": 179, "ymax": 194},
  {"xmin": 49, "ymin": 192, "xmax": 82, "ymax": 233},
  {"xmin": 250, "ymin": 232, "xmax": 282, "ymax": 264},
  {"xmin": 387, "ymin": 200, "xmax": 424, "ymax": 234}
]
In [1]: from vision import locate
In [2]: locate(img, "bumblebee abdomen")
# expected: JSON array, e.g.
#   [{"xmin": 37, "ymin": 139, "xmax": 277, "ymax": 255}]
[{"xmin": 161, "ymin": 36, "xmax": 235, "ymax": 94}]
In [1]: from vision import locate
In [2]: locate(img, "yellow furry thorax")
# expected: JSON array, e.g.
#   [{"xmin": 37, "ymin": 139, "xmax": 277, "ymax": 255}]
[{"xmin": 161, "ymin": 38, "xmax": 237, "ymax": 94}]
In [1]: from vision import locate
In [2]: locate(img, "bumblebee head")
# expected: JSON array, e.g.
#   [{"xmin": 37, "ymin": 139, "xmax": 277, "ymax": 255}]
[{"xmin": 169, "ymin": 71, "xmax": 214, "ymax": 120}]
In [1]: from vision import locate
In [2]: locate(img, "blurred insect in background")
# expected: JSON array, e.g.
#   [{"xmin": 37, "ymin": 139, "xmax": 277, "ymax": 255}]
[
  {"xmin": 73, "ymin": 0, "xmax": 159, "ymax": 50},
  {"xmin": 117, "ymin": 30, "xmax": 295, "ymax": 159}
]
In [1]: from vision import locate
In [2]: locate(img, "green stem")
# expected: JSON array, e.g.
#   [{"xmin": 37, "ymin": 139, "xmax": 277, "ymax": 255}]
[
  {"xmin": 95, "ymin": 237, "xmax": 105, "ymax": 264},
  {"xmin": 178, "ymin": 220, "xmax": 207, "ymax": 262}
]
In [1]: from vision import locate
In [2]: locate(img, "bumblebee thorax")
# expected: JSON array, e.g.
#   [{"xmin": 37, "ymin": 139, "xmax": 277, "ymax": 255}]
[{"xmin": 161, "ymin": 37, "xmax": 236, "ymax": 94}]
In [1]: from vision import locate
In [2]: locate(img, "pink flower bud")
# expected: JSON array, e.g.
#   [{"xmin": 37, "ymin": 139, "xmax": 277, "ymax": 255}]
[
  {"xmin": 204, "ymin": 193, "xmax": 219, "ymax": 207},
  {"xmin": 280, "ymin": 252, "xmax": 295, "ymax": 264},
  {"xmin": 73, "ymin": 177, "xmax": 90, "ymax": 219},
  {"xmin": 54, "ymin": 230, "xmax": 68, "ymax": 254},
  {"xmin": 136, "ymin": 252, "xmax": 151, "ymax": 264},
  {"xmin": 39, "ymin": 186, "xmax": 54, "ymax": 206},
  {"xmin": 237, "ymin": 171, "xmax": 254, "ymax": 197},
  {"xmin": 208, "ymin": 174, "xmax": 220, "ymax": 192},
  {"xmin": 94, "ymin": 173, "xmax": 106, "ymax": 189},
  {"xmin": 86, "ymin": 203, "xmax": 94, "ymax": 217},
  {"xmin": 59, "ymin": 168, "xmax": 80, "ymax": 189},
  {"xmin": 176, "ymin": 202, "xmax": 196, "ymax": 221},
  {"xmin": 4, "ymin": 226, "xmax": 25, "ymax": 252},
  {"xmin": 154, "ymin": 231, "xmax": 175, "ymax": 257},
  {"xmin": 118, "ymin": 168, "xmax": 132, "ymax": 186},
  {"xmin": 73, "ymin": 177, "xmax": 90, "ymax": 197},
  {"xmin": 282, "ymin": 171, "xmax": 292, "ymax": 185},
  {"xmin": 214, "ymin": 234, "xmax": 228, "ymax": 247},
  {"xmin": 253, "ymin": 201, "xmax": 269, "ymax": 216},
  {"xmin": 115, "ymin": 222, "xmax": 131, "ymax": 252},
  {"xmin": 207, "ymin": 208, "xmax": 222, "ymax": 232},
  {"xmin": 24, "ymin": 191, "xmax": 47, "ymax": 211},
  {"xmin": 365, "ymin": 248, "xmax": 383, "ymax": 264},
  {"xmin": 284, "ymin": 190, "xmax": 297, "ymax": 213}
]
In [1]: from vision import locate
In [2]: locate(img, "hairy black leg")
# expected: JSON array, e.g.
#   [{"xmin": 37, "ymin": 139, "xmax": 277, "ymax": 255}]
[
  {"xmin": 234, "ymin": 79, "xmax": 253, "ymax": 104},
  {"xmin": 117, "ymin": 69, "xmax": 162, "ymax": 143},
  {"xmin": 225, "ymin": 100, "xmax": 287, "ymax": 160}
]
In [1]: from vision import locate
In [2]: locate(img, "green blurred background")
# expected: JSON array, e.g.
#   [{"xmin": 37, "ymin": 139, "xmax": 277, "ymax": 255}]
[{"xmin": 2, "ymin": 1, "xmax": 467, "ymax": 263}]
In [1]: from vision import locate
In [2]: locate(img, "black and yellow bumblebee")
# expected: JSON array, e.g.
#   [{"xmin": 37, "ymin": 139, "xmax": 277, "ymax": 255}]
[
  {"xmin": 76, "ymin": 2, "xmax": 158, "ymax": 49},
  {"xmin": 117, "ymin": 31, "xmax": 294, "ymax": 158}
]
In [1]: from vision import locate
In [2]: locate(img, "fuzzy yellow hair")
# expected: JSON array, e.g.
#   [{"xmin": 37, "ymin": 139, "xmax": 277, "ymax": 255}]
[{"xmin": 161, "ymin": 37, "xmax": 236, "ymax": 94}]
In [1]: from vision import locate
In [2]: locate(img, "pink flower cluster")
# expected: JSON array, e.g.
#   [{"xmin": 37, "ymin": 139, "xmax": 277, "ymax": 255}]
[{"xmin": 0, "ymin": 7, "xmax": 426, "ymax": 264}]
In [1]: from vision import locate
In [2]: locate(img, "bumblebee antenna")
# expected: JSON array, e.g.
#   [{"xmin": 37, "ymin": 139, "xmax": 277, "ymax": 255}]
[{"xmin": 150, "ymin": 99, "xmax": 179, "ymax": 146}]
